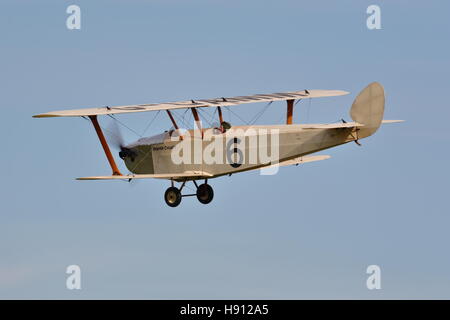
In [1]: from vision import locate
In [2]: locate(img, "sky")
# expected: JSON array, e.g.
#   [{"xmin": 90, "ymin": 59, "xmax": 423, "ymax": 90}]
[{"xmin": 1, "ymin": 0, "xmax": 450, "ymax": 299}]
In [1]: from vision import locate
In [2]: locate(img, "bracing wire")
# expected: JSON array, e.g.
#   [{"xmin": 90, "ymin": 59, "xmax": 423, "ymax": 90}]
[
  {"xmin": 140, "ymin": 110, "xmax": 161, "ymax": 137},
  {"xmin": 224, "ymin": 106, "xmax": 250, "ymax": 125},
  {"xmin": 107, "ymin": 114, "xmax": 142, "ymax": 137},
  {"xmin": 172, "ymin": 110, "xmax": 192, "ymax": 129},
  {"xmin": 201, "ymin": 107, "xmax": 218, "ymax": 126},
  {"xmin": 306, "ymin": 98, "xmax": 312, "ymax": 123},
  {"xmin": 250, "ymin": 101, "xmax": 272, "ymax": 125},
  {"xmin": 197, "ymin": 108, "xmax": 215, "ymax": 127}
]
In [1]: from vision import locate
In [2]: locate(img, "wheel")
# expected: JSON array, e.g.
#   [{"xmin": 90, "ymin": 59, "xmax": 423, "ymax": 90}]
[
  {"xmin": 196, "ymin": 183, "xmax": 214, "ymax": 204},
  {"xmin": 164, "ymin": 187, "xmax": 182, "ymax": 207}
]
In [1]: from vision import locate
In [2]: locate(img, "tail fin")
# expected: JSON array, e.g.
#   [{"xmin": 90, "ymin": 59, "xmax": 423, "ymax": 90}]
[{"xmin": 350, "ymin": 82, "xmax": 385, "ymax": 139}]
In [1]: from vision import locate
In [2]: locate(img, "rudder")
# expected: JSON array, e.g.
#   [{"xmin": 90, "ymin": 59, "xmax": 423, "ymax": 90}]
[{"xmin": 350, "ymin": 82, "xmax": 385, "ymax": 138}]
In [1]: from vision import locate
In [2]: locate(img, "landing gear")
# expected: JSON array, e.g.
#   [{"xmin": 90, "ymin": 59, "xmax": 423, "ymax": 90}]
[
  {"xmin": 196, "ymin": 183, "xmax": 214, "ymax": 204},
  {"xmin": 164, "ymin": 186, "xmax": 182, "ymax": 207},
  {"xmin": 163, "ymin": 180, "xmax": 214, "ymax": 207}
]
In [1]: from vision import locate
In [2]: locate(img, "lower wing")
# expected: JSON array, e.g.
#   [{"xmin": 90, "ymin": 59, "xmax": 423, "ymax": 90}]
[{"xmin": 77, "ymin": 171, "xmax": 213, "ymax": 181}]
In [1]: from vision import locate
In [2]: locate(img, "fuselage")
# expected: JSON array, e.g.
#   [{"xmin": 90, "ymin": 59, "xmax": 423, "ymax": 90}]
[{"xmin": 121, "ymin": 124, "xmax": 357, "ymax": 179}]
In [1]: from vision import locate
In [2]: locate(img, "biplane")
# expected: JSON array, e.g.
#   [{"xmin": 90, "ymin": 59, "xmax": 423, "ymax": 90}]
[{"xmin": 33, "ymin": 82, "xmax": 402, "ymax": 207}]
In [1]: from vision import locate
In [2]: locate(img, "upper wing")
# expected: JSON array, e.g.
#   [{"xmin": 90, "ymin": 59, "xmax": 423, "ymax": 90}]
[
  {"xmin": 33, "ymin": 89, "xmax": 349, "ymax": 118},
  {"xmin": 77, "ymin": 171, "xmax": 213, "ymax": 181}
]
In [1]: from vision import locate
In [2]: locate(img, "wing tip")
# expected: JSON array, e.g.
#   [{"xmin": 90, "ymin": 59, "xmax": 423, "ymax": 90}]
[{"xmin": 33, "ymin": 114, "xmax": 59, "ymax": 118}]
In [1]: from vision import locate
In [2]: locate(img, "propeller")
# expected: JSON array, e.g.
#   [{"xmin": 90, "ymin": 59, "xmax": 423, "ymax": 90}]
[
  {"xmin": 105, "ymin": 120, "xmax": 140, "ymax": 186},
  {"xmin": 105, "ymin": 121, "xmax": 136, "ymax": 160},
  {"xmin": 106, "ymin": 120, "xmax": 125, "ymax": 151}
]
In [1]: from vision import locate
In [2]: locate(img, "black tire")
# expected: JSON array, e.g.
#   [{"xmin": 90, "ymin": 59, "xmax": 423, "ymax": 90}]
[
  {"xmin": 196, "ymin": 183, "xmax": 214, "ymax": 204},
  {"xmin": 164, "ymin": 187, "xmax": 182, "ymax": 207}
]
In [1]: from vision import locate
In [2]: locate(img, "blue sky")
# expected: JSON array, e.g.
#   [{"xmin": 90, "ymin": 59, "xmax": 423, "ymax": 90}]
[{"xmin": 1, "ymin": 0, "xmax": 450, "ymax": 299}]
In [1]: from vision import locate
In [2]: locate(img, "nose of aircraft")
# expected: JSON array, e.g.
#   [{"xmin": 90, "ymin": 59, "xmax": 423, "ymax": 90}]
[{"xmin": 118, "ymin": 147, "xmax": 136, "ymax": 160}]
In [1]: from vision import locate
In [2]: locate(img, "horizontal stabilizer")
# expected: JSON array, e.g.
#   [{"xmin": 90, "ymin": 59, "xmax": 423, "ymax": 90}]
[
  {"xmin": 382, "ymin": 120, "xmax": 404, "ymax": 124},
  {"xmin": 77, "ymin": 171, "xmax": 213, "ymax": 181}
]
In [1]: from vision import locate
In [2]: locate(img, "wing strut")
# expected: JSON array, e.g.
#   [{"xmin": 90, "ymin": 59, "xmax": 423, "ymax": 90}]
[
  {"xmin": 88, "ymin": 115, "xmax": 122, "ymax": 176},
  {"xmin": 217, "ymin": 106, "xmax": 225, "ymax": 132},
  {"xmin": 191, "ymin": 107, "xmax": 203, "ymax": 138},
  {"xmin": 166, "ymin": 110, "xmax": 183, "ymax": 140},
  {"xmin": 286, "ymin": 99, "xmax": 294, "ymax": 124}
]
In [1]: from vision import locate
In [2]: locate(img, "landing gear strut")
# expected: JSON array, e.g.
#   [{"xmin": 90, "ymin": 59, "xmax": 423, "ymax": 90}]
[{"xmin": 163, "ymin": 179, "xmax": 214, "ymax": 207}]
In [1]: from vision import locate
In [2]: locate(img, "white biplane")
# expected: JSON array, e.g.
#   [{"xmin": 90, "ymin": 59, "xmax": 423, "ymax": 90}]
[{"xmin": 34, "ymin": 82, "xmax": 402, "ymax": 207}]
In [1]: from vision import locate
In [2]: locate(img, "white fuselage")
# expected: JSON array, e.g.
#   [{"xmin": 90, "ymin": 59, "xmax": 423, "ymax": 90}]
[{"xmin": 122, "ymin": 124, "xmax": 357, "ymax": 179}]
